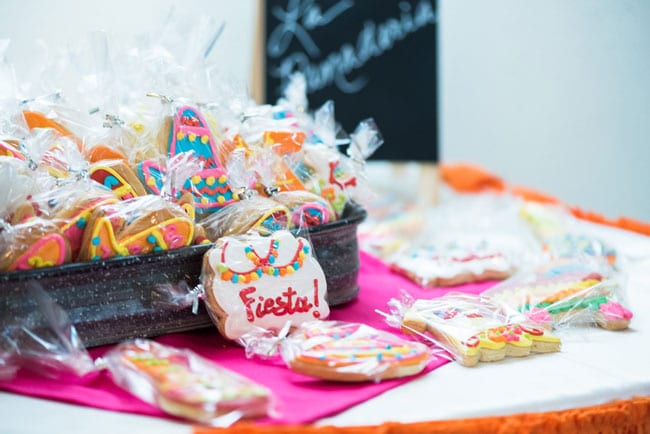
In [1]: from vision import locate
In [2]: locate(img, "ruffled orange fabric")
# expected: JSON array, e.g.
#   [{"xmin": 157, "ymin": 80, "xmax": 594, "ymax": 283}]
[
  {"xmin": 441, "ymin": 163, "xmax": 650, "ymax": 237},
  {"xmin": 194, "ymin": 396, "xmax": 650, "ymax": 434},
  {"xmin": 439, "ymin": 163, "xmax": 505, "ymax": 193}
]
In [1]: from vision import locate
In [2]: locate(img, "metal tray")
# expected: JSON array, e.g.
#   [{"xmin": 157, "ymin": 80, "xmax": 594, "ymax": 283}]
[{"xmin": 0, "ymin": 203, "xmax": 366, "ymax": 347}]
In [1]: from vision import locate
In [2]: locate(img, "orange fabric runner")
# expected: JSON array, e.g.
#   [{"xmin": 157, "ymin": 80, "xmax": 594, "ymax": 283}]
[
  {"xmin": 440, "ymin": 163, "xmax": 650, "ymax": 237},
  {"xmin": 194, "ymin": 396, "xmax": 650, "ymax": 434}
]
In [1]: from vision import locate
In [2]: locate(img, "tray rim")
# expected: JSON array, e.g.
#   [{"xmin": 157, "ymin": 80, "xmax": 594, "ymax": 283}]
[{"xmin": 0, "ymin": 202, "xmax": 367, "ymax": 282}]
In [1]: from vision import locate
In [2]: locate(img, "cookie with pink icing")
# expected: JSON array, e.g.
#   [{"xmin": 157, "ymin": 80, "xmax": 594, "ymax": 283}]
[
  {"xmin": 77, "ymin": 195, "xmax": 194, "ymax": 262},
  {"xmin": 105, "ymin": 339, "xmax": 272, "ymax": 423},
  {"xmin": 281, "ymin": 321, "xmax": 430, "ymax": 382},
  {"xmin": 137, "ymin": 106, "xmax": 238, "ymax": 214},
  {"xmin": 201, "ymin": 230, "xmax": 329, "ymax": 340},
  {"xmin": 0, "ymin": 218, "xmax": 72, "ymax": 271}
]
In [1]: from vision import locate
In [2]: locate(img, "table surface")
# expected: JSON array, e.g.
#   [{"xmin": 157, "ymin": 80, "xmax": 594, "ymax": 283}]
[{"xmin": 1, "ymin": 219, "xmax": 649, "ymax": 433}]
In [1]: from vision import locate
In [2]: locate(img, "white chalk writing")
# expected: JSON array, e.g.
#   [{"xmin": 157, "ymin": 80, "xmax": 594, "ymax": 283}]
[{"xmin": 268, "ymin": 0, "xmax": 437, "ymax": 94}]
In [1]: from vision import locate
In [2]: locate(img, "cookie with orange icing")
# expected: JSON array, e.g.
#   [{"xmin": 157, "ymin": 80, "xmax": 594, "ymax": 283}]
[
  {"xmin": 77, "ymin": 196, "xmax": 194, "ymax": 261},
  {"xmin": 0, "ymin": 218, "xmax": 72, "ymax": 272},
  {"xmin": 53, "ymin": 195, "xmax": 118, "ymax": 260},
  {"xmin": 22, "ymin": 111, "xmax": 83, "ymax": 152},
  {"xmin": 282, "ymin": 321, "xmax": 430, "ymax": 382},
  {"xmin": 105, "ymin": 339, "xmax": 272, "ymax": 423},
  {"xmin": 401, "ymin": 295, "xmax": 560, "ymax": 367},
  {"xmin": 0, "ymin": 140, "xmax": 25, "ymax": 160},
  {"xmin": 89, "ymin": 160, "xmax": 147, "ymax": 200}
]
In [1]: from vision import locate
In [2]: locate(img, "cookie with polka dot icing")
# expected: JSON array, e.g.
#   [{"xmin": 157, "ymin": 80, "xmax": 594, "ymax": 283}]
[
  {"xmin": 201, "ymin": 230, "xmax": 329, "ymax": 340},
  {"xmin": 77, "ymin": 195, "xmax": 194, "ymax": 261},
  {"xmin": 281, "ymin": 321, "xmax": 430, "ymax": 382}
]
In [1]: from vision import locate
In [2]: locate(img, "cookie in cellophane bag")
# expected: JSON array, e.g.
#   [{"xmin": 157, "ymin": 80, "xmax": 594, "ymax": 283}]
[
  {"xmin": 392, "ymin": 293, "xmax": 561, "ymax": 367},
  {"xmin": 77, "ymin": 194, "xmax": 194, "ymax": 261},
  {"xmin": 136, "ymin": 104, "xmax": 238, "ymax": 215},
  {"xmin": 104, "ymin": 339, "xmax": 273, "ymax": 424},
  {"xmin": 520, "ymin": 202, "xmax": 618, "ymax": 266},
  {"xmin": 0, "ymin": 158, "xmax": 72, "ymax": 271},
  {"xmin": 201, "ymin": 229, "xmax": 329, "ymax": 341},
  {"xmin": 388, "ymin": 240, "xmax": 517, "ymax": 288},
  {"xmin": 0, "ymin": 218, "xmax": 72, "ymax": 272},
  {"xmin": 385, "ymin": 195, "xmax": 537, "ymax": 288},
  {"xmin": 277, "ymin": 320, "xmax": 431, "ymax": 382},
  {"xmin": 482, "ymin": 259, "xmax": 633, "ymax": 331},
  {"xmin": 199, "ymin": 147, "xmax": 291, "ymax": 240}
]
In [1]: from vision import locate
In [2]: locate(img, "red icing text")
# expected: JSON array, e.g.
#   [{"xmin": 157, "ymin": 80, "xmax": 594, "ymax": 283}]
[{"xmin": 238, "ymin": 279, "xmax": 321, "ymax": 322}]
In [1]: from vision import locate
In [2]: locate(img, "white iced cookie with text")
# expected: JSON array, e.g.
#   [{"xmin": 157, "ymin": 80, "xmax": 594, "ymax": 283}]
[{"xmin": 202, "ymin": 230, "xmax": 329, "ymax": 340}]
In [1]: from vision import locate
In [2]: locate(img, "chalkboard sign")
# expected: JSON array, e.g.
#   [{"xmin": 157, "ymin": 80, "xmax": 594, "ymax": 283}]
[{"xmin": 264, "ymin": 0, "xmax": 438, "ymax": 162}]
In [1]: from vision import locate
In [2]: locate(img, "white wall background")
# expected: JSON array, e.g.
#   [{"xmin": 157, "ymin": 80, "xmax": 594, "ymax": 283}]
[
  {"xmin": 440, "ymin": 0, "xmax": 650, "ymax": 222},
  {"xmin": 1, "ymin": 0, "xmax": 648, "ymax": 221}
]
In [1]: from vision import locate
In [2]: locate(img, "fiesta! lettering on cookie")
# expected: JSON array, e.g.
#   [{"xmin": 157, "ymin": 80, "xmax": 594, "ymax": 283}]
[{"xmin": 205, "ymin": 230, "xmax": 329, "ymax": 340}]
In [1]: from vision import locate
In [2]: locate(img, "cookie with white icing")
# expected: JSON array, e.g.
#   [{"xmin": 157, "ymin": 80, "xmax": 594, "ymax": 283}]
[{"xmin": 202, "ymin": 230, "xmax": 329, "ymax": 340}]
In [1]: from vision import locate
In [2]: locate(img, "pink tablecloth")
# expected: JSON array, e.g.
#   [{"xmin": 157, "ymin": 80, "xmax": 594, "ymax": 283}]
[{"xmin": 0, "ymin": 251, "xmax": 496, "ymax": 425}]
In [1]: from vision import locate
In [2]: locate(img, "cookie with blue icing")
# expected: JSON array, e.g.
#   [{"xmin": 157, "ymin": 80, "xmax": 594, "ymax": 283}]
[
  {"xmin": 89, "ymin": 160, "xmax": 147, "ymax": 201},
  {"xmin": 137, "ymin": 106, "xmax": 238, "ymax": 214}
]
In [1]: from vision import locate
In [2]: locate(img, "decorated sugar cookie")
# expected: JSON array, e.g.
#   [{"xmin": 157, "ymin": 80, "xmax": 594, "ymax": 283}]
[
  {"xmin": 0, "ymin": 140, "xmax": 25, "ymax": 160},
  {"xmin": 200, "ymin": 196, "xmax": 291, "ymax": 241},
  {"xmin": 401, "ymin": 294, "xmax": 560, "ymax": 367},
  {"xmin": 22, "ymin": 111, "xmax": 83, "ymax": 152},
  {"xmin": 282, "ymin": 321, "xmax": 430, "ymax": 382},
  {"xmin": 294, "ymin": 144, "xmax": 356, "ymax": 216},
  {"xmin": 202, "ymin": 230, "xmax": 329, "ymax": 340},
  {"xmin": 0, "ymin": 219, "xmax": 72, "ymax": 272},
  {"xmin": 136, "ymin": 106, "xmax": 238, "ymax": 213},
  {"xmin": 389, "ymin": 243, "xmax": 514, "ymax": 288},
  {"xmin": 78, "ymin": 196, "xmax": 194, "ymax": 261},
  {"xmin": 483, "ymin": 263, "xmax": 633, "ymax": 331},
  {"xmin": 273, "ymin": 191, "xmax": 334, "ymax": 227},
  {"xmin": 260, "ymin": 131, "xmax": 307, "ymax": 193},
  {"xmin": 55, "ymin": 196, "xmax": 119, "ymax": 260},
  {"xmin": 89, "ymin": 160, "xmax": 147, "ymax": 201},
  {"xmin": 105, "ymin": 339, "xmax": 272, "ymax": 423}
]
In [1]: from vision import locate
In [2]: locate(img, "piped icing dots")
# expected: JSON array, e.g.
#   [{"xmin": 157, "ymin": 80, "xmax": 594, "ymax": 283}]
[{"xmin": 217, "ymin": 238, "xmax": 310, "ymax": 283}]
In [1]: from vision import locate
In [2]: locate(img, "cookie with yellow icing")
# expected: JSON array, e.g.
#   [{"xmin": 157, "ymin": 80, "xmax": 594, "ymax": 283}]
[
  {"xmin": 0, "ymin": 218, "xmax": 72, "ymax": 272},
  {"xmin": 77, "ymin": 195, "xmax": 194, "ymax": 261},
  {"xmin": 401, "ymin": 295, "xmax": 560, "ymax": 367},
  {"xmin": 89, "ymin": 160, "xmax": 147, "ymax": 201}
]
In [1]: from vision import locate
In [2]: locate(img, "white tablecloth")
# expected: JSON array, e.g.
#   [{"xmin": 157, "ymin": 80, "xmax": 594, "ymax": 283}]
[{"xmin": 1, "ymin": 220, "xmax": 649, "ymax": 433}]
